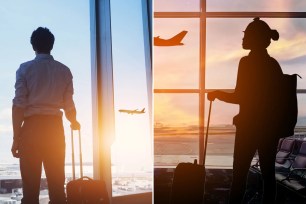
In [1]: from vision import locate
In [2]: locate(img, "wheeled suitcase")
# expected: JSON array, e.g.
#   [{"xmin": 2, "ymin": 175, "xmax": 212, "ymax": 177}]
[
  {"xmin": 66, "ymin": 130, "xmax": 109, "ymax": 204},
  {"xmin": 170, "ymin": 101, "xmax": 213, "ymax": 204}
]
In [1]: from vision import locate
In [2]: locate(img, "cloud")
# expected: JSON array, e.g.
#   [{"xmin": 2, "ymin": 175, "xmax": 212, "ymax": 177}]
[
  {"xmin": 154, "ymin": 94, "xmax": 198, "ymax": 126},
  {"xmin": 280, "ymin": 55, "xmax": 306, "ymax": 65},
  {"xmin": 269, "ymin": 34, "xmax": 306, "ymax": 60}
]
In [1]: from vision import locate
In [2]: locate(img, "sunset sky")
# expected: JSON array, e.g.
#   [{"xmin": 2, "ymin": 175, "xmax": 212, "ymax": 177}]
[
  {"xmin": 154, "ymin": 1, "xmax": 306, "ymax": 127},
  {"xmin": 155, "ymin": 0, "xmax": 306, "ymax": 12}
]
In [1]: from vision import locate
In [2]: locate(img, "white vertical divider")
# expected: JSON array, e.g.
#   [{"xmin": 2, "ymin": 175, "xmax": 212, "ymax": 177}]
[{"xmin": 90, "ymin": 0, "xmax": 115, "ymax": 202}]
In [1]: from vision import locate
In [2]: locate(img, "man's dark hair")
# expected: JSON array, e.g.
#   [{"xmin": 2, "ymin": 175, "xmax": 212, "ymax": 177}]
[{"xmin": 30, "ymin": 27, "xmax": 55, "ymax": 53}]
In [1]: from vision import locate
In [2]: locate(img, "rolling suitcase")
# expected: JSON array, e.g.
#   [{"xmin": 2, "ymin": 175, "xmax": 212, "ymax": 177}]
[
  {"xmin": 66, "ymin": 129, "xmax": 110, "ymax": 204},
  {"xmin": 170, "ymin": 101, "xmax": 213, "ymax": 204}
]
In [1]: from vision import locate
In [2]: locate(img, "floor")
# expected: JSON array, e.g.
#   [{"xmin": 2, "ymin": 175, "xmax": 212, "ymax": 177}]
[{"xmin": 154, "ymin": 168, "xmax": 306, "ymax": 204}]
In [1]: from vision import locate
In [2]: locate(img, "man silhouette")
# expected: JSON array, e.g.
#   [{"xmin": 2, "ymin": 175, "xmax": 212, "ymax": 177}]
[
  {"xmin": 208, "ymin": 18, "xmax": 282, "ymax": 203},
  {"xmin": 11, "ymin": 27, "xmax": 80, "ymax": 204}
]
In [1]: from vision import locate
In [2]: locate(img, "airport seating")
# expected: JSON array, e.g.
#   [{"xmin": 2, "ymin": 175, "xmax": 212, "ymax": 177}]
[
  {"xmin": 275, "ymin": 141, "xmax": 306, "ymax": 198},
  {"xmin": 277, "ymin": 138, "xmax": 284, "ymax": 151},
  {"xmin": 251, "ymin": 138, "xmax": 295, "ymax": 171},
  {"xmin": 275, "ymin": 138, "xmax": 295, "ymax": 169},
  {"xmin": 249, "ymin": 138, "xmax": 306, "ymax": 199}
]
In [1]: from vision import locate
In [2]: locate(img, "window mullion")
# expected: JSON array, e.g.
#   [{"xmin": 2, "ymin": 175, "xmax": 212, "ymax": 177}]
[{"xmin": 199, "ymin": 0, "xmax": 206, "ymax": 165}]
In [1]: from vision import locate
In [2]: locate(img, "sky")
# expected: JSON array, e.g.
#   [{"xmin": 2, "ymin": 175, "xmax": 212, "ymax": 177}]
[
  {"xmin": 154, "ymin": 1, "xmax": 306, "ymax": 127},
  {"xmin": 0, "ymin": 0, "xmax": 152, "ymax": 178},
  {"xmin": 154, "ymin": 0, "xmax": 306, "ymax": 12},
  {"xmin": 111, "ymin": 0, "xmax": 152, "ymax": 173},
  {"xmin": 1, "ymin": 0, "xmax": 305, "ymax": 171}
]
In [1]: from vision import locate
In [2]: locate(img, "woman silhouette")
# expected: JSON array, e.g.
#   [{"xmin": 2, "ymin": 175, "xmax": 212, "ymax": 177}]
[{"xmin": 208, "ymin": 18, "xmax": 282, "ymax": 203}]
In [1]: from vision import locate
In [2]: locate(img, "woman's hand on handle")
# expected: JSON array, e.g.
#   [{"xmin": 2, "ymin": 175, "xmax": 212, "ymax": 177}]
[
  {"xmin": 70, "ymin": 121, "xmax": 81, "ymax": 130},
  {"xmin": 207, "ymin": 91, "xmax": 219, "ymax": 101}
]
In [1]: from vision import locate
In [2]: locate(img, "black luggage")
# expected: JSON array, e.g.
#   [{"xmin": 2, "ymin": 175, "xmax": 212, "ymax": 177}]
[
  {"xmin": 170, "ymin": 101, "xmax": 213, "ymax": 204},
  {"xmin": 66, "ymin": 130, "xmax": 109, "ymax": 204}
]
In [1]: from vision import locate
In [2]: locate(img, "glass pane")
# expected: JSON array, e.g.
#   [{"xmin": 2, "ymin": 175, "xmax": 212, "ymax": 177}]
[
  {"xmin": 111, "ymin": 0, "xmax": 152, "ymax": 196},
  {"xmin": 207, "ymin": 0, "xmax": 306, "ymax": 12},
  {"xmin": 154, "ymin": 94, "xmax": 199, "ymax": 166},
  {"xmin": 155, "ymin": 0, "xmax": 200, "ymax": 12},
  {"xmin": 204, "ymin": 93, "xmax": 306, "ymax": 168},
  {"xmin": 206, "ymin": 18, "xmax": 249, "ymax": 89},
  {"xmin": 154, "ymin": 18, "xmax": 200, "ymax": 89},
  {"xmin": 204, "ymin": 96, "xmax": 238, "ymax": 168},
  {"xmin": 267, "ymin": 19, "xmax": 306, "ymax": 90},
  {"xmin": 0, "ymin": 1, "xmax": 91, "ymax": 202},
  {"xmin": 296, "ymin": 94, "xmax": 306, "ymax": 134},
  {"xmin": 206, "ymin": 18, "xmax": 306, "ymax": 89}
]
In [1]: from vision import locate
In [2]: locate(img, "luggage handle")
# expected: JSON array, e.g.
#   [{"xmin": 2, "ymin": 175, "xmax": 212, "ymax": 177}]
[
  {"xmin": 76, "ymin": 176, "xmax": 93, "ymax": 181},
  {"xmin": 203, "ymin": 100, "xmax": 212, "ymax": 166},
  {"xmin": 71, "ymin": 129, "xmax": 83, "ymax": 180}
]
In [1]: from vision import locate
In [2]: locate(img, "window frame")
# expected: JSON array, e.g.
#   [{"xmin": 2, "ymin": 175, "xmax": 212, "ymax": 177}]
[
  {"xmin": 154, "ymin": 0, "xmax": 306, "ymax": 166},
  {"xmin": 90, "ymin": 0, "xmax": 152, "ymax": 202}
]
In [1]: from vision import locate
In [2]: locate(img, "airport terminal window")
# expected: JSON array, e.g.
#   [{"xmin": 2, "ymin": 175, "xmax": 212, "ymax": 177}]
[
  {"xmin": 297, "ymin": 95, "xmax": 306, "ymax": 129},
  {"xmin": 111, "ymin": 0, "xmax": 152, "ymax": 196},
  {"xmin": 154, "ymin": 18, "xmax": 199, "ymax": 89},
  {"xmin": 154, "ymin": 0, "xmax": 200, "ymax": 12},
  {"xmin": 155, "ymin": 94, "xmax": 199, "ymax": 166},
  {"xmin": 206, "ymin": 18, "xmax": 306, "ymax": 89},
  {"xmin": 0, "ymin": 1, "xmax": 91, "ymax": 202},
  {"xmin": 154, "ymin": 0, "xmax": 306, "ymax": 168},
  {"xmin": 204, "ymin": 95, "xmax": 238, "ymax": 168},
  {"xmin": 206, "ymin": 18, "xmax": 249, "ymax": 89},
  {"xmin": 206, "ymin": 0, "xmax": 306, "ymax": 12}
]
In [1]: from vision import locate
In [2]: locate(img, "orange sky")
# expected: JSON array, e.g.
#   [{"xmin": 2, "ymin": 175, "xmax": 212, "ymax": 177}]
[{"xmin": 154, "ymin": 3, "xmax": 306, "ymax": 127}]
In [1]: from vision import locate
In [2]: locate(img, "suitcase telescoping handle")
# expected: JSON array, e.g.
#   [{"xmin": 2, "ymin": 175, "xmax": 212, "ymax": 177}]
[
  {"xmin": 203, "ymin": 100, "xmax": 212, "ymax": 166},
  {"xmin": 71, "ymin": 129, "xmax": 83, "ymax": 180}
]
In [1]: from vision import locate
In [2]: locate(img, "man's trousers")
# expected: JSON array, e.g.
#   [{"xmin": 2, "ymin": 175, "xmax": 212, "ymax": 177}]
[{"xmin": 19, "ymin": 115, "xmax": 66, "ymax": 204}]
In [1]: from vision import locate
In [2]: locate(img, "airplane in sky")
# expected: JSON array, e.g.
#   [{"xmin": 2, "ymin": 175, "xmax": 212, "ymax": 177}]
[
  {"xmin": 118, "ymin": 108, "xmax": 145, "ymax": 115},
  {"xmin": 154, "ymin": 30, "xmax": 188, "ymax": 46}
]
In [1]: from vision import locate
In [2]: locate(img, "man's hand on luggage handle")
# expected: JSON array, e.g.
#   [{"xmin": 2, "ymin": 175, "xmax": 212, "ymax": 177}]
[
  {"xmin": 11, "ymin": 139, "xmax": 20, "ymax": 158},
  {"xmin": 71, "ymin": 120, "xmax": 81, "ymax": 130},
  {"xmin": 65, "ymin": 109, "xmax": 80, "ymax": 130}
]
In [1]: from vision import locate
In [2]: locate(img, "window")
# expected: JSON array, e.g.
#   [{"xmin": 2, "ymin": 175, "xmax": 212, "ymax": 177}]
[
  {"xmin": 111, "ymin": 0, "xmax": 152, "ymax": 196},
  {"xmin": 154, "ymin": 0, "xmax": 200, "ymax": 12},
  {"xmin": 155, "ymin": 94, "xmax": 199, "ymax": 166},
  {"xmin": 154, "ymin": 0, "xmax": 306, "ymax": 168},
  {"xmin": 207, "ymin": 0, "xmax": 306, "ymax": 12},
  {"xmin": 154, "ymin": 19, "xmax": 199, "ymax": 89}
]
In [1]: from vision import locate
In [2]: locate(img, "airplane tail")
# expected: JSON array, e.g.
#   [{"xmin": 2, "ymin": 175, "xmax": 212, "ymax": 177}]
[
  {"xmin": 141, "ymin": 108, "xmax": 145, "ymax": 113},
  {"xmin": 170, "ymin": 30, "xmax": 188, "ymax": 43}
]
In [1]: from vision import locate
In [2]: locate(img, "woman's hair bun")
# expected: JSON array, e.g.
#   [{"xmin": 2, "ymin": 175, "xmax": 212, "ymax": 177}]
[{"xmin": 270, "ymin": 29, "xmax": 279, "ymax": 41}]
